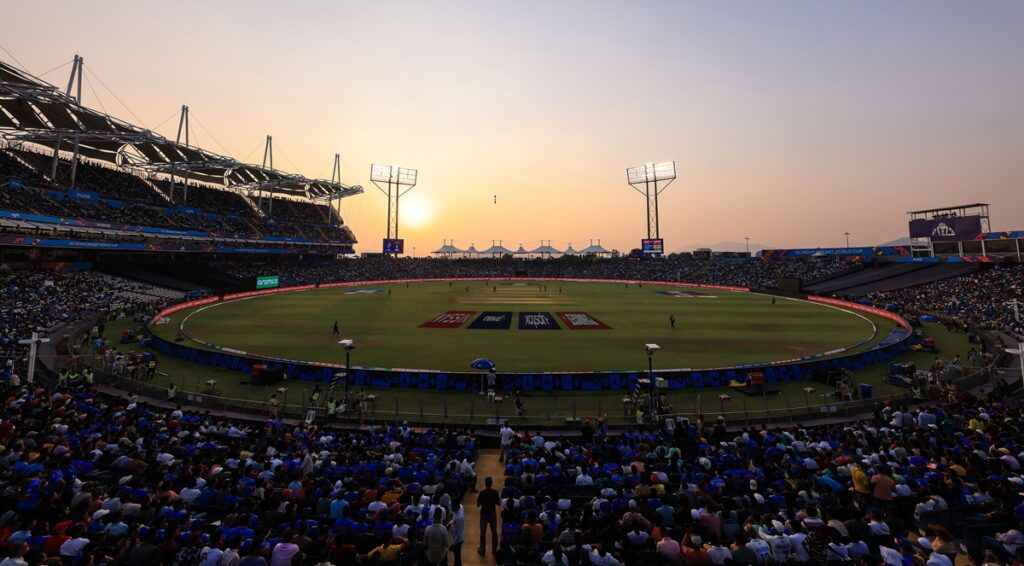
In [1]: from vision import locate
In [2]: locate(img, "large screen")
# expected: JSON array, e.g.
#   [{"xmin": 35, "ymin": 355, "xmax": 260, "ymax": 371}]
[
  {"xmin": 908, "ymin": 216, "xmax": 983, "ymax": 241},
  {"xmin": 383, "ymin": 238, "xmax": 405, "ymax": 254},
  {"xmin": 255, "ymin": 275, "xmax": 279, "ymax": 289},
  {"xmin": 641, "ymin": 238, "xmax": 665, "ymax": 254}
]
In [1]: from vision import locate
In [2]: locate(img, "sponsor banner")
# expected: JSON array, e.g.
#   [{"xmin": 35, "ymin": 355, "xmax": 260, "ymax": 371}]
[
  {"xmin": 909, "ymin": 216, "xmax": 982, "ymax": 241},
  {"xmin": 557, "ymin": 312, "xmax": 611, "ymax": 330},
  {"xmin": 420, "ymin": 310, "xmax": 475, "ymax": 328},
  {"xmin": 657, "ymin": 290, "xmax": 717, "ymax": 299},
  {"xmin": 760, "ymin": 246, "xmax": 910, "ymax": 259},
  {"xmin": 978, "ymin": 230, "xmax": 1024, "ymax": 240},
  {"xmin": 255, "ymin": 275, "xmax": 280, "ymax": 289},
  {"xmin": 67, "ymin": 188, "xmax": 99, "ymax": 202},
  {"xmin": 344, "ymin": 289, "xmax": 384, "ymax": 295},
  {"xmin": 518, "ymin": 311, "xmax": 561, "ymax": 330},
  {"xmin": 468, "ymin": 311, "xmax": 513, "ymax": 330},
  {"xmin": 807, "ymin": 295, "xmax": 910, "ymax": 330},
  {"xmin": 104, "ymin": 198, "xmax": 124, "ymax": 209}
]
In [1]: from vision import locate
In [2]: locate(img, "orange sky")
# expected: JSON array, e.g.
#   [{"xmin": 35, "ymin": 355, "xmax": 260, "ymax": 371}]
[{"xmin": 5, "ymin": 1, "xmax": 1024, "ymax": 254}]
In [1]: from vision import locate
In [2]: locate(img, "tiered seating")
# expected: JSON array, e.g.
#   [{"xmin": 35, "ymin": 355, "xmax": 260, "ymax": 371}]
[
  {"xmin": 842, "ymin": 264, "xmax": 978, "ymax": 297},
  {"xmin": 0, "ymin": 150, "xmax": 357, "ymax": 244},
  {"xmin": 806, "ymin": 263, "xmax": 933, "ymax": 296},
  {"xmin": 0, "ymin": 148, "xmax": 50, "ymax": 185},
  {"xmin": 868, "ymin": 264, "xmax": 1024, "ymax": 337}
]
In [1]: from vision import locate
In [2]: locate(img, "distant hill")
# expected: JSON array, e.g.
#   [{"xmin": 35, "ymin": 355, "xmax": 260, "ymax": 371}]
[{"xmin": 678, "ymin": 241, "xmax": 773, "ymax": 253}]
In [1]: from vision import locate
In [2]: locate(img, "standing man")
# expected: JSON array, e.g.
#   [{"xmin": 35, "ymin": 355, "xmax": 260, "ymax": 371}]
[
  {"xmin": 450, "ymin": 501, "xmax": 465, "ymax": 566},
  {"xmin": 476, "ymin": 477, "xmax": 499, "ymax": 557},
  {"xmin": 487, "ymin": 368, "xmax": 497, "ymax": 393},
  {"xmin": 499, "ymin": 423, "xmax": 514, "ymax": 463},
  {"xmin": 425, "ymin": 508, "xmax": 450, "ymax": 565},
  {"xmin": 269, "ymin": 393, "xmax": 279, "ymax": 419},
  {"xmin": 669, "ymin": 314, "xmax": 676, "ymax": 329},
  {"xmin": 332, "ymin": 321, "xmax": 339, "ymax": 336},
  {"xmin": 772, "ymin": 296, "xmax": 776, "ymax": 305}
]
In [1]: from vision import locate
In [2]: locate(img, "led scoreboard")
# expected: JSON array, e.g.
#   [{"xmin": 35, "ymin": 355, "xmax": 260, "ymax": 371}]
[{"xmin": 641, "ymin": 238, "xmax": 665, "ymax": 255}]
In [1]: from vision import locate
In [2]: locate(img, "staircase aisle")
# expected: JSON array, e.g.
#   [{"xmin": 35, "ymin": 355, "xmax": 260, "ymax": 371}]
[{"xmin": 460, "ymin": 448, "xmax": 505, "ymax": 566}]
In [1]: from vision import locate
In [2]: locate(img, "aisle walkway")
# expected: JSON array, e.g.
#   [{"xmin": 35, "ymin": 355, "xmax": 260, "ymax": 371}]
[{"xmin": 460, "ymin": 448, "xmax": 505, "ymax": 566}]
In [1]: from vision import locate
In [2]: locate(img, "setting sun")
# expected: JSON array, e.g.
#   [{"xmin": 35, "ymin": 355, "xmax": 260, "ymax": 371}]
[{"xmin": 401, "ymin": 196, "xmax": 433, "ymax": 228}]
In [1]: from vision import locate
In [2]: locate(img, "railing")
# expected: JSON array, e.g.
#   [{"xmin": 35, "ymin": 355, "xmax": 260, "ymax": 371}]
[{"xmin": 75, "ymin": 354, "xmax": 1000, "ymax": 430}]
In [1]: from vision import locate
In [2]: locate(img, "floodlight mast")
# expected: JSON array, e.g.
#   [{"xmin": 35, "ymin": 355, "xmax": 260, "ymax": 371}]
[
  {"xmin": 626, "ymin": 161, "xmax": 676, "ymax": 240},
  {"xmin": 370, "ymin": 164, "xmax": 418, "ymax": 255}
]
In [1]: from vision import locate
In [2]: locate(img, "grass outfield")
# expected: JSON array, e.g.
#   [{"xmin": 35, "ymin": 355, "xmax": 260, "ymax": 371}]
[
  {"xmin": 160, "ymin": 280, "xmax": 889, "ymax": 372},
  {"xmin": 81, "ymin": 279, "xmax": 976, "ymax": 424}
]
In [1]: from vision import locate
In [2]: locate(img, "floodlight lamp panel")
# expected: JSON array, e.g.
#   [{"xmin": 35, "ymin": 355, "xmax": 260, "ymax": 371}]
[
  {"xmin": 651, "ymin": 161, "xmax": 676, "ymax": 181},
  {"xmin": 397, "ymin": 167, "xmax": 418, "ymax": 186},
  {"xmin": 370, "ymin": 164, "xmax": 394, "ymax": 183},
  {"xmin": 626, "ymin": 165, "xmax": 648, "ymax": 185},
  {"xmin": 627, "ymin": 161, "xmax": 676, "ymax": 184}
]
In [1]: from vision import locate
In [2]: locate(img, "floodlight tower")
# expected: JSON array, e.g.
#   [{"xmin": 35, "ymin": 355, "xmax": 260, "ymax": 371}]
[
  {"xmin": 626, "ymin": 161, "xmax": 677, "ymax": 240},
  {"xmin": 370, "ymin": 164, "xmax": 418, "ymax": 253}
]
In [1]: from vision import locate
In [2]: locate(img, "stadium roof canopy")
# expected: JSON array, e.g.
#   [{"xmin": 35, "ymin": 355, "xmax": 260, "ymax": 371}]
[
  {"xmin": 464, "ymin": 244, "xmax": 481, "ymax": 255},
  {"xmin": 563, "ymin": 244, "xmax": 579, "ymax": 255},
  {"xmin": 480, "ymin": 243, "xmax": 514, "ymax": 255},
  {"xmin": 579, "ymin": 242, "xmax": 611, "ymax": 254},
  {"xmin": 0, "ymin": 58, "xmax": 362, "ymax": 200},
  {"xmin": 530, "ymin": 243, "xmax": 562, "ymax": 255},
  {"xmin": 432, "ymin": 243, "xmax": 465, "ymax": 255},
  {"xmin": 906, "ymin": 204, "xmax": 989, "ymax": 215}
]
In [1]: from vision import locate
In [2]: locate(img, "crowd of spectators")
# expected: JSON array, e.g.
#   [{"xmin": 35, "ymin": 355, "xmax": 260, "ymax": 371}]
[
  {"xmin": 486, "ymin": 381, "xmax": 1024, "ymax": 566},
  {"xmin": 0, "ymin": 149, "xmax": 355, "ymax": 244},
  {"xmin": 219, "ymin": 256, "xmax": 854, "ymax": 292},
  {"xmin": 1, "ymin": 359, "xmax": 1023, "ymax": 564},
  {"xmin": 0, "ymin": 269, "xmax": 163, "ymax": 385},
  {"xmin": 0, "ymin": 374, "xmax": 478, "ymax": 566},
  {"xmin": 867, "ymin": 266, "xmax": 1024, "ymax": 339}
]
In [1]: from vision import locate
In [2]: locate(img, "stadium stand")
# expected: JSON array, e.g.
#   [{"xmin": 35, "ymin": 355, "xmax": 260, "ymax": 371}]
[
  {"xmin": 868, "ymin": 264, "xmax": 1024, "ymax": 338},
  {"xmin": 0, "ymin": 146, "xmax": 357, "ymax": 249},
  {"xmin": 0, "ymin": 254, "xmax": 1021, "ymax": 565},
  {"xmin": 216, "ymin": 256, "xmax": 856, "ymax": 292},
  {"xmin": 805, "ymin": 264, "xmax": 935, "ymax": 297}
]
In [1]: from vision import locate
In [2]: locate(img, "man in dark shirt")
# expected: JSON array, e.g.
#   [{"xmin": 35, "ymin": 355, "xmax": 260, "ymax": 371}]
[
  {"xmin": 730, "ymin": 533, "xmax": 763, "ymax": 565},
  {"xmin": 476, "ymin": 476, "xmax": 500, "ymax": 556}
]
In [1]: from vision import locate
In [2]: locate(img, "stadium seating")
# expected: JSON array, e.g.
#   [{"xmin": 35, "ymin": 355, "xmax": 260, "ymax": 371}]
[{"xmin": 0, "ymin": 147, "xmax": 356, "ymax": 246}]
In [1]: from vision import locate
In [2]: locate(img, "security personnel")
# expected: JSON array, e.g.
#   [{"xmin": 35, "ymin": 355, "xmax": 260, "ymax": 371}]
[
  {"xmin": 146, "ymin": 358, "xmax": 158, "ymax": 380},
  {"xmin": 82, "ymin": 367, "xmax": 94, "ymax": 386},
  {"xmin": 311, "ymin": 385, "xmax": 323, "ymax": 406},
  {"xmin": 326, "ymin": 397, "xmax": 337, "ymax": 418}
]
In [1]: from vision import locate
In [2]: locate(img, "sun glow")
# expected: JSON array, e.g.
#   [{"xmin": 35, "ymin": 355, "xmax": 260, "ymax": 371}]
[{"xmin": 402, "ymin": 197, "xmax": 433, "ymax": 227}]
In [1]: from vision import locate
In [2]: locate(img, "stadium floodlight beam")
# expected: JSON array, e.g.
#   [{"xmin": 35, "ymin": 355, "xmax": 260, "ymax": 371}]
[
  {"xmin": 626, "ymin": 161, "xmax": 676, "ymax": 240},
  {"xmin": 370, "ymin": 164, "xmax": 418, "ymax": 254}
]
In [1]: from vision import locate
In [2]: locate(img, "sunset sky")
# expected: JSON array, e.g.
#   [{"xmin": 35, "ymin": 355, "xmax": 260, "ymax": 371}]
[{"xmin": 5, "ymin": 1, "xmax": 1023, "ymax": 254}]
